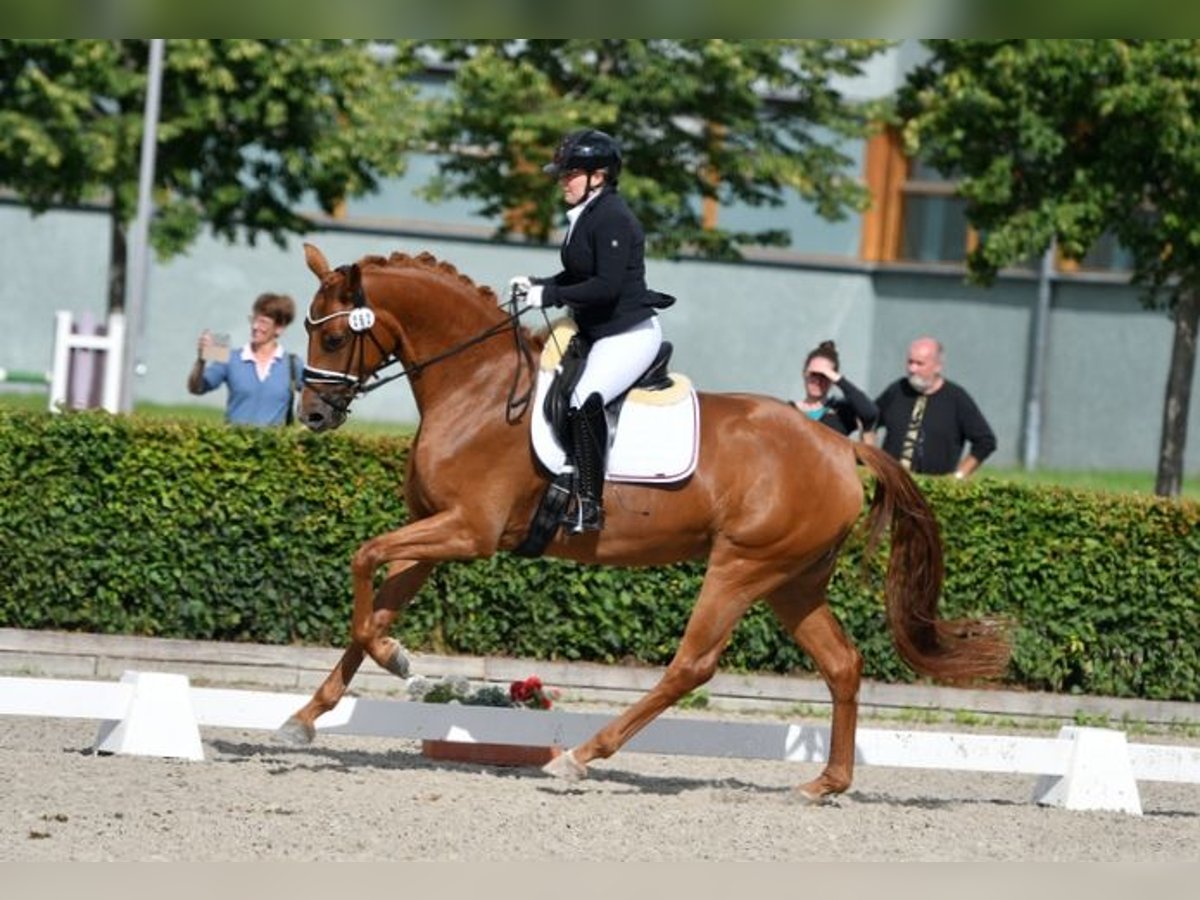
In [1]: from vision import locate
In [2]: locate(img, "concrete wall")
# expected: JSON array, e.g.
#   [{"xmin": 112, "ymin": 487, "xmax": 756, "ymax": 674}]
[
  {"xmin": 871, "ymin": 271, "xmax": 1036, "ymax": 469},
  {"xmin": 872, "ymin": 269, "xmax": 1200, "ymax": 472},
  {"xmin": 2, "ymin": 201, "xmax": 1197, "ymax": 475}
]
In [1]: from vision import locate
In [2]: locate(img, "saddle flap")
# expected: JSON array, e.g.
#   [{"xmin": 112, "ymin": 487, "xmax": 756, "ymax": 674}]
[{"xmin": 542, "ymin": 333, "xmax": 589, "ymax": 449}]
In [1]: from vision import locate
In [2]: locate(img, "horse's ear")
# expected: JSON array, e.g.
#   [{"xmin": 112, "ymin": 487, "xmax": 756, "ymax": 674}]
[
  {"xmin": 304, "ymin": 243, "xmax": 330, "ymax": 279},
  {"xmin": 343, "ymin": 263, "xmax": 364, "ymax": 305}
]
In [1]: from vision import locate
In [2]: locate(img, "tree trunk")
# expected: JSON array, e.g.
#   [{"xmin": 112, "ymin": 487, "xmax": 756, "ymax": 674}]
[
  {"xmin": 1155, "ymin": 286, "xmax": 1199, "ymax": 497},
  {"xmin": 108, "ymin": 211, "xmax": 127, "ymax": 314}
]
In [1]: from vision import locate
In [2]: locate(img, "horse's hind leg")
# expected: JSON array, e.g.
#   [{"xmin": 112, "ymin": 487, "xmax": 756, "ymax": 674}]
[
  {"xmin": 545, "ymin": 554, "xmax": 770, "ymax": 781},
  {"xmin": 276, "ymin": 560, "xmax": 433, "ymax": 745},
  {"xmin": 766, "ymin": 572, "xmax": 863, "ymax": 802}
]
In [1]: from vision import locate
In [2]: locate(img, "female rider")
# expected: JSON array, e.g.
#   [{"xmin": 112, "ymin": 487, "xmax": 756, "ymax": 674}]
[{"xmin": 509, "ymin": 129, "xmax": 672, "ymax": 533}]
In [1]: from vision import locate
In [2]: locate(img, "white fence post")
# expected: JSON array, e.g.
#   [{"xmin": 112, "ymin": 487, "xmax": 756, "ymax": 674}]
[
  {"xmin": 1032, "ymin": 726, "xmax": 1142, "ymax": 815},
  {"xmin": 48, "ymin": 310, "xmax": 125, "ymax": 414}
]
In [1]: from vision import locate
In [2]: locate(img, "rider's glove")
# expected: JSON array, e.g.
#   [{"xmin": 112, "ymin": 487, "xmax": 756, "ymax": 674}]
[
  {"xmin": 508, "ymin": 275, "xmax": 532, "ymax": 303},
  {"xmin": 526, "ymin": 285, "xmax": 545, "ymax": 308}
]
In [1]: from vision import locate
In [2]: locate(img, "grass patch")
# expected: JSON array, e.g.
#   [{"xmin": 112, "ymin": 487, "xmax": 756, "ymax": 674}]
[{"xmin": 984, "ymin": 467, "xmax": 1198, "ymax": 500}]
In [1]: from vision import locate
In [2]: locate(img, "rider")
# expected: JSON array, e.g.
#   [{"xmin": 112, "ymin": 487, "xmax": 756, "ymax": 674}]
[{"xmin": 509, "ymin": 129, "xmax": 672, "ymax": 534}]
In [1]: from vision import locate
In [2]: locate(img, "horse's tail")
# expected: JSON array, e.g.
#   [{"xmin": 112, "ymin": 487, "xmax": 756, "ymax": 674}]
[{"xmin": 853, "ymin": 443, "xmax": 1011, "ymax": 681}]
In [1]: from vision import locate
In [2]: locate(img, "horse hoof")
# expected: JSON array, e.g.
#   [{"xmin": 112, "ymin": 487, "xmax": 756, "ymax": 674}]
[
  {"xmin": 385, "ymin": 643, "xmax": 411, "ymax": 679},
  {"xmin": 792, "ymin": 786, "xmax": 824, "ymax": 805},
  {"xmin": 542, "ymin": 748, "xmax": 587, "ymax": 782},
  {"xmin": 275, "ymin": 716, "xmax": 316, "ymax": 746},
  {"xmin": 792, "ymin": 781, "xmax": 839, "ymax": 806}
]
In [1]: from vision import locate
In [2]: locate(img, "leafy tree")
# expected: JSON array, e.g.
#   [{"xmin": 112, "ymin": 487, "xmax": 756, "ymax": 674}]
[
  {"xmin": 416, "ymin": 39, "xmax": 889, "ymax": 259},
  {"xmin": 897, "ymin": 39, "xmax": 1200, "ymax": 496},
  {"xmin": 0, "ymin": 39, "xmax": 421, "ymax": 311}
]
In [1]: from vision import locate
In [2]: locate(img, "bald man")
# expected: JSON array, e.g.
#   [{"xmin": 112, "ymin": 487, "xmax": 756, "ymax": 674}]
[{"xmin": 869, "ymin": 336, "xmax": 996, "ymax": 478}]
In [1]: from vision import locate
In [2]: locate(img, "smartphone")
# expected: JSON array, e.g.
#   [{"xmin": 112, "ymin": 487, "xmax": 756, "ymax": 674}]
[{"xmin": 202, "ymin": 332, "xmax": 231, "ymax": 363}]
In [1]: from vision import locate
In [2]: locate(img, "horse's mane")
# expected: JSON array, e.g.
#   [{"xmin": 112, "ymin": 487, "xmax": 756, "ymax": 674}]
[
  {"xmin": 357, "ymin": 251, "xmax": 501, "ymax": 307},
  {"xmin": 356, "ymin": 249, "xmax": 546, "ymax": 349}
]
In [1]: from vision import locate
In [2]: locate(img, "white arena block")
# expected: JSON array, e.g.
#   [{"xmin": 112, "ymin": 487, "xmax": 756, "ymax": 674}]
[
  {"xmin": 94, "ymin": 670, "xmax": 204, "ymax": 761},
  {"xmin": 0, "ymin": 675, "xmax": 133, "ymax": 720},
  {"xmin": 1033, "ymin": 726, "xmax": 1142, "ymax": 816}
]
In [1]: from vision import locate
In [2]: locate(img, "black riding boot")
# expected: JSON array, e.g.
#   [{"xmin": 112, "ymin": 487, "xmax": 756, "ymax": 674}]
[{"xmin": 568, "ymin": 392, "xmax": 607, "ymax": 533}]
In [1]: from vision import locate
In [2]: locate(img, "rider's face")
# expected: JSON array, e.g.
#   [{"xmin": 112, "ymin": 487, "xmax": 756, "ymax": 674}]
[{"xmin": 560, "ymin": 168, "xmax": 602, "ymax": 206}]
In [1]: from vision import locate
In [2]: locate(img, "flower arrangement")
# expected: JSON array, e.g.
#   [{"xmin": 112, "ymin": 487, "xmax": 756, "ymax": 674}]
[
  {"xmin": 407, "ymin": 673, "xmax": 558, "ymax": 710},
  {"xmin": 508, "ymin": 675, "xmax": 555, "ymax": 710}
]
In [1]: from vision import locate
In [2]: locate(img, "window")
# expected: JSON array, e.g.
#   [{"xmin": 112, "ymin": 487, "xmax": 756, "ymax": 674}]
[
  {"xmin": 862, "ymin": 126, "xmax": 1131, "ymax": 274},
  {"xmin": 1074, "ymin": 229, "xmax": 1134, "ymax": 272},
  {"xmin": 900, "ymin": 192, "xmax": 969, "ymax": 264},
  {"xmin": 862, "ymin": 133, "xmax": 970, "ymax": 264}
]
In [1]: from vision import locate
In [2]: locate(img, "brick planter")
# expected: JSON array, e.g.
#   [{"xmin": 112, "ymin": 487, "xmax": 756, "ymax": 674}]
[{"xmin": 420, "ymin": 739, "xmax": 562, "ymax": 768}]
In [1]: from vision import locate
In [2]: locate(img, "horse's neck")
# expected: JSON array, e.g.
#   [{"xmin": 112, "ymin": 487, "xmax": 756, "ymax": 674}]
[{"xmin": 377, "ymin": 270, "xmax": 522, "ymax": 421}]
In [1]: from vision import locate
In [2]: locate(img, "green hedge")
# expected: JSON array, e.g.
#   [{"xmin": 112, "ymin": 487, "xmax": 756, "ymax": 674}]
[{"xmin": 1, "ymin": 410, "xmax": 1197, "ymax": 701}]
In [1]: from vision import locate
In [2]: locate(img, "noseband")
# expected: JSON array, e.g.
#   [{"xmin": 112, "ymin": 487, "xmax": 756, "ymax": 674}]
[{"xmin": 303, "ymin": 268, "xmax": 536, "ymax": 422}]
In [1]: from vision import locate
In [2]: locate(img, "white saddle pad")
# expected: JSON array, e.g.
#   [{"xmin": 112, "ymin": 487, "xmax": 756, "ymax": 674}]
[{"xmin": 530, "ymin": 368, "xmax": 701, "ymax": 484}]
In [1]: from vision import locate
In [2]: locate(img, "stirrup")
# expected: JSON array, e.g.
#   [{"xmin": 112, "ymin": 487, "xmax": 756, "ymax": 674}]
[{"xmin": 566, "ymin": 498, "xmax": 604, "ymax": 534}]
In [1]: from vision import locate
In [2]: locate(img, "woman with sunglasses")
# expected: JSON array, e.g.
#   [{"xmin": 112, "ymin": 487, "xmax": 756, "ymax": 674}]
[{"xmin": 792, "ymin": 339, "xmax": 878, "ymax": 439}]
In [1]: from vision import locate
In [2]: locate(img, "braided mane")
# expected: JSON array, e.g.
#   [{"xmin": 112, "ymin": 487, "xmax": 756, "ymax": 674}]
[{"xmin": 357, "ymin": 250, "xmax": 500, "ymax": 306}]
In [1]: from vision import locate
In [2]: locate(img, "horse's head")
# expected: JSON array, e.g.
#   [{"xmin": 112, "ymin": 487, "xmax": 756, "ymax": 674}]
[
  {"xmin": 299, "ymin": 243, "xmax": 393, "ymax": 432},
  {"xmin": 299, "ymin": 242, "xmax": 535, "ymax": 432}
]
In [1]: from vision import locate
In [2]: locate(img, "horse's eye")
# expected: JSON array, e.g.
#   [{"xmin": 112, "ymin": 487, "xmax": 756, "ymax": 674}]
[{"xmin": 322, "ymin": 332, "xmax": 348, "ymax": 353}]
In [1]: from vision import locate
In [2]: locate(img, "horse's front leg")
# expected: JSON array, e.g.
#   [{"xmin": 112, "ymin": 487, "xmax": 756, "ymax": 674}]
[
  {"xmin": 277, "ymin": 511, "xmax": 489, "ymax": 745},
  {"xmin": 545, "ymin": 557, "xmax": 761, "ymax": 781},
  {"xmin": 276, "ymin": 560, "xmax": 432, "ymax": 745}
]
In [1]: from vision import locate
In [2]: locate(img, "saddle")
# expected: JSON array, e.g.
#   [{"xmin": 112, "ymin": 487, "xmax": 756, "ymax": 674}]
[
  {"xmin": 514, "ymin": 319, "xmax": 699, "ymax": 558},
  {"xmin": 541, "ymin": 329, "xmax": 675, "ymax": 454}
]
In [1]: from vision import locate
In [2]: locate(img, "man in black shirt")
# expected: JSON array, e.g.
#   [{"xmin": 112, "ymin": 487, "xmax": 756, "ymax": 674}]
[{"xmin": 870, "ymin": 336, "xmax": 996, "ymax": 478}]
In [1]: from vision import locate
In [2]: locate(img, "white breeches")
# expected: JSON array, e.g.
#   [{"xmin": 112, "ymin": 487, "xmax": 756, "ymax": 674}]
[{"xmin": 571, "ymin": 315, "xmax": 663, "ymax": 407}]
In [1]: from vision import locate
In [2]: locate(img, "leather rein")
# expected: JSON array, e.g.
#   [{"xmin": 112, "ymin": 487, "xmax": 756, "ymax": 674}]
[{"xmin": 301, "ymin": 270, "xmax": 537, "ymax": 424}]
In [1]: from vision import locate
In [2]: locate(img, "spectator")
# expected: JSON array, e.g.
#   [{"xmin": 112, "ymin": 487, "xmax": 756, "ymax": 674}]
[
  {"xmin": 791, "ymin": 339, "xmax": 877, "ymax": 438},
  {"xmin": 187, "ymin": 292, "xmax": 302, "ymax": 427},
  {"xmin": 870, "ymin": 336, "xmax": 996, "ymax": 478}
]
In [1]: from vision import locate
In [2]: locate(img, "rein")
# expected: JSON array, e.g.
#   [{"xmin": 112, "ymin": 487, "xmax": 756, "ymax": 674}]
[{"xmin": 303, "ymin": 278, "xmax": 537, "ymax": 422}]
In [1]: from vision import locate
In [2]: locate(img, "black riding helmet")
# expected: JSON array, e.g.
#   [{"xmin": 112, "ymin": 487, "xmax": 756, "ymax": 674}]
[{"xmin": 543, "ymin": 129, "xmax": 622, "ymax": 184}]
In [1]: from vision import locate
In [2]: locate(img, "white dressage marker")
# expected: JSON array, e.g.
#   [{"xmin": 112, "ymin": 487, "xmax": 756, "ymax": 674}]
[
  {"xmin": 93, "ymin": 670, "xmax": 204, "ymax": 761},
  {"xmin": 1032, "ymin": 726, "xmax": 1142, "ymax": 815},
  {"xmin": 0, "ymin": 670, "xmax": 203, "ymax": 761},
  {"xmin": 3, "ymin": 670, "xmax": 1198, "ymax": 816}
]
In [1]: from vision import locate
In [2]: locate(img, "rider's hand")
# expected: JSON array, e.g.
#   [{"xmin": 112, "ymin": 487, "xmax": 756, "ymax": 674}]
[
  {"xmin": 196, "ymin": 330, "xmax": 212, "ymax": 361},
  {"xmin": 526, "ymin": 285, "xmax": 545, "ymax": 308},
  {"xmin": 508, "ymin": 275, "xmax": 532, "ymax": 303}
]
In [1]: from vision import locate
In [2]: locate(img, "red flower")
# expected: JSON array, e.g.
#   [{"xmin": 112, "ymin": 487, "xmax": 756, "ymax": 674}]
[{"xmin": 509, "ymin": 675, "xmax": 554, "ymax": 710}]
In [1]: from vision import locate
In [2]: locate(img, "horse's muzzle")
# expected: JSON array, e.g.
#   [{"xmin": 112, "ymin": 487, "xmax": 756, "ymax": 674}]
[{"xmin": 299, "ymin": 390, "xmax": 348, "ymax": 432}]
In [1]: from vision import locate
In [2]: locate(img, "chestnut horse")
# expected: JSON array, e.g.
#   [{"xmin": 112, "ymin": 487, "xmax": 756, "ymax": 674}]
[{"xmin": 277, "ymin": 243, "xmax": 1010, "ymax": 801}]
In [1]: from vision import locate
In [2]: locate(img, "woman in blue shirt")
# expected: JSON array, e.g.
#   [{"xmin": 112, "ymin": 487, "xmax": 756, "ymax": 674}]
[{"xmin": 187, "ymin": 293, "xmax": 301, "ymax": 427}]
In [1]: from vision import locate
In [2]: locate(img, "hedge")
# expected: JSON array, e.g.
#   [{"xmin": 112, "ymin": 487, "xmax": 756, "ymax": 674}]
[{"xmin": 1, "ymin": 410, "xmax": 1197, "ymax": 701}]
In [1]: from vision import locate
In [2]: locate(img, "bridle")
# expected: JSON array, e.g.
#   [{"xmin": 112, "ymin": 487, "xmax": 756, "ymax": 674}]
[{"xmin": 302, "ymin": 266, "xmax": 538, "ymax": 423}]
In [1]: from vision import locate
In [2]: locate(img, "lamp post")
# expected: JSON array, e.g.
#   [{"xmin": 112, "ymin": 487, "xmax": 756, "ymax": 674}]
[{"xmin": 119, "ymin": 38, "xmax": 165, "ymax": 414}]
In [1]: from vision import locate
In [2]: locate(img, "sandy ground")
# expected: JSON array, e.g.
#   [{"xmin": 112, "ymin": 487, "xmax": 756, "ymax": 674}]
[{"xmin": 1, "ymin": 712, "xmax": 1198, "ymax": 862}]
